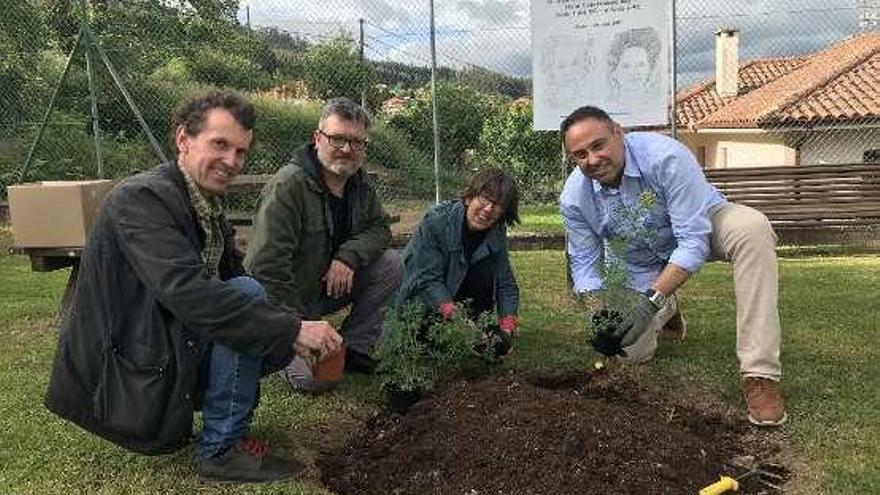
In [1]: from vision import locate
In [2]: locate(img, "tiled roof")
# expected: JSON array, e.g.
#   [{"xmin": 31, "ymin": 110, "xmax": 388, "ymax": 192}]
[
  {"xmin": 676, "ymin": 32, "xmax": 880, "ymax": 129},
  {"xmin": 676, "ymin": 57, "xmax": 807, "ymax": 127}
]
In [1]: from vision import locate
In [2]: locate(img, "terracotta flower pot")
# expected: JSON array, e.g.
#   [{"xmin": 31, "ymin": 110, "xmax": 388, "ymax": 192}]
[{"xmin": 313, "ymin": 345, "xmax": 346, "ymax": 382}]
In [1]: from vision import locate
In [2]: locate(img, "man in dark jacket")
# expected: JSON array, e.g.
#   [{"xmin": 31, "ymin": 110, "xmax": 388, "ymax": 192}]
[
  {"xmin": 44, "ymin": 90, "xmax": 343, "ymax": 483},
  {"xmin": 396, "ymin": 168, "xmax": 521, "ymax": 352},
  {"xmin": 245, "ymin": 98, "xmax": 402, "ymax": 394}
]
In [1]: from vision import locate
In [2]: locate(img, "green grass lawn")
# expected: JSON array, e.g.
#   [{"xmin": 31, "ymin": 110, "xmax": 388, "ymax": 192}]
[{"xmin": 1, "ymin": 226, "xmax": 878, "ymax": 494}]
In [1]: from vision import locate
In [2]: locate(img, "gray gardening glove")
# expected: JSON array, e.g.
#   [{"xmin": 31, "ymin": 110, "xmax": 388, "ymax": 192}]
[{"xmin": 617, "ymin": 296, "xmax": 660, "ymax": 348}]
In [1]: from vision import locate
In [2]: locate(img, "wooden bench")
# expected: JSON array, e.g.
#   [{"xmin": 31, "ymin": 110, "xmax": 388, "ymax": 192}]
[
  {"xmin": 226, "ymin": 173, "xmax": 403, "ymax": 232},
  {"xmin": 10, "ymin": 246, "xmax": 82, "ymax": 318},
  {"xmin": 704, "ymin": 163, "xmax": 880, "ymax": 245}
]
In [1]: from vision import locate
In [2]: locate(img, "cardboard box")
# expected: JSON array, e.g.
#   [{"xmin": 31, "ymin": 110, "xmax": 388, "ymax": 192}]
[{"xmin": 7, "ymin": 180, "xmax": 115, "ymax": 248}]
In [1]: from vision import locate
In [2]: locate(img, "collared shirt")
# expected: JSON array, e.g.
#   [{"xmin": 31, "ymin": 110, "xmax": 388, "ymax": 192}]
[
  {"xmin": 178, "ymin": 163, "xmax": 224, "ymax": 279},
  {"xmin": 559, "ymin": 132, "xmax": 727, "ymax": 293}
]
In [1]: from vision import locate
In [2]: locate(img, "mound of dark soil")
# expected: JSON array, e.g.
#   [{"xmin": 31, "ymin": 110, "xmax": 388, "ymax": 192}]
[{"xmin": 318, "ymin": 370, "xmax": 783, "ymax": 495}]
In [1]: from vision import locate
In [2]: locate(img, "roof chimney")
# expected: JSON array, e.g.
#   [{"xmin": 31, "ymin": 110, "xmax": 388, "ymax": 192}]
[{"xmin": 715, "ymin": 29, "xmax": 739, "ymax": 97}]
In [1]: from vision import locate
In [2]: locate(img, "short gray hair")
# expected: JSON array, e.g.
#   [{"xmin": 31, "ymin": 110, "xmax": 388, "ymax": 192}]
[{"xmin": 319, "ymin": 97, "xmax": 372, "ymax": 129}]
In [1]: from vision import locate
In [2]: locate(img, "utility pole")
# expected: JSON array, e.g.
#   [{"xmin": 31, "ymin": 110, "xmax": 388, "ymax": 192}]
[
  {"xmin": 429, "ymin": 0, "xmax": 441, "ymax": 203},
  {"xmin": 359, "ymin": 18, "xmax": 366, "ymax": 109},
  {"xmin": 246, "ymin": 5, "xmax": 251, "ymax": 29},
  {"xmin": 80, "ymin": 0, "xmax": 103, "ymax": 178}
]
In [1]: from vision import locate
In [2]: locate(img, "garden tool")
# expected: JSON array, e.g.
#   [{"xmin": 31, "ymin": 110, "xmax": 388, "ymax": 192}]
[{"xmin": 698, "ymin": 456, "xmax": 786, "ymax": 494}]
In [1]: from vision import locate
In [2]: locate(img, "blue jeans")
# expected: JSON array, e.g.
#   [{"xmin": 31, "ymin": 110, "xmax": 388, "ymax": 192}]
[{"xmin": 196, "ymin": 276, "xmax": 271, "ymax": 460}]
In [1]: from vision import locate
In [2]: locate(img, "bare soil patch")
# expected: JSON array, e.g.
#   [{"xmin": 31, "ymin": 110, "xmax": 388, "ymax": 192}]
[{"xmin": 318, "ymin": 370, "xmax": 786, "ymax": 495}]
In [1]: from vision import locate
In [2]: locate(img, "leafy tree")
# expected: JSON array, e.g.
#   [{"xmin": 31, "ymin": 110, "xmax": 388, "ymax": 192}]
[
  {"xmin": 0, "ymin": 0, "xmax": 48, "ymax": 124},
  {"xmin": 187, "ymin": 0, "xmax": 239, "ymax": 21},
  {"xmin": 386, "ymin": 82, "xmax": 502, "ymax": 169},
  {"xmin": 452, "ymin": 66, "xmax": 529, "ymax": 98},
  {"xmin": 475, "ymin": 99, "xmax": 562, "ymax": 202},
  {"xmin": 302, "ymin": 35, "xmax": 375, "ymax": 102}
]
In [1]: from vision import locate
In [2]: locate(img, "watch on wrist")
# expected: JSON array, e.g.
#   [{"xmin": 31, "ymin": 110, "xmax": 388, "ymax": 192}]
[{"xmin": 645, "ymin": 288, "xmax": 667, "ymax": 309}]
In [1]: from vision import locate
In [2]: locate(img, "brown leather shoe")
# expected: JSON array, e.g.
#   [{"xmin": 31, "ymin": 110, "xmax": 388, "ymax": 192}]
[
  {"xmin": 743, "ymin": 377, "xmax": 788, "ymax": 426},
  {"xmin": 659, "ymin": 309, "xmax": 687, "ymax": 340}
]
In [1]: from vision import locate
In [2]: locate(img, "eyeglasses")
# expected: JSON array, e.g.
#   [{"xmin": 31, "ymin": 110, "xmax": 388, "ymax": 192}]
[{"xmin": 318, "ymin": 130, "xmax": 368, "ymax": 152}]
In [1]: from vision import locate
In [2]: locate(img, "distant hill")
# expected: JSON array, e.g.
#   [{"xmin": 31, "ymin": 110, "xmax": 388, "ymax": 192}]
[
  {"xmin": 373, "ymin": 61, "xmax": 530, "ymax": 98},
  {"xmin": 257, "ymin": 26, "xmax": 530, "ymax": 98}
]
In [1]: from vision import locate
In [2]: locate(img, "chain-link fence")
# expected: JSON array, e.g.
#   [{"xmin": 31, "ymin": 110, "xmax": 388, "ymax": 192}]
[{"xmin": 1, "ymin": 0, "xmax": 878, "ymax": 216}]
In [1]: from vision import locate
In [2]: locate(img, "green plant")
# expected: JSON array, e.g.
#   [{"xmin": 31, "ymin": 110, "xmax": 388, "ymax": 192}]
[
  {"xmin": 586, "ymin": 190, "xmax": 659, "ymax": 341},
  {"xmin": 375, "ymin": 302, "xmax": 435, "ymax": 392},
  {"xmin": 376, "ymin": 301, "xmax": 490, "ymax": 393},
  {"xmin": 302, "ymin": 35, "xmax": 376, "ymax": 102},
  {"xmin": 385, "ymin": 82, "xmax": 503, "ymax": 169}
]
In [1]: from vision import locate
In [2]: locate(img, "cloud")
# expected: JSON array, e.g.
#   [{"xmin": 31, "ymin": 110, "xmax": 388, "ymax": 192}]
[
  {"xmin": 378, "ymin": 25, "xmax": 532, "ymax": 76},
  {"xmin": 674, "ymin": 0, "xmax": 859, "ymax": 86},
  {"xmin": 457, "ymin": 0, "xmax": 527, "ymax": 26},
  {"xmin": 242, "ymin": 0, "xmax": 866, "ymax": 86}
]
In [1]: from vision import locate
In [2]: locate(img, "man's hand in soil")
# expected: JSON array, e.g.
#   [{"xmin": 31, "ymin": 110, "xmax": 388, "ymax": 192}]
[
  {"xmin": 295, "ymin": 320, "xmax": 343, "ymax": 360},
  {"xmin": 618, "ymin": 296, "xmax": 660, "ymax": 347}
]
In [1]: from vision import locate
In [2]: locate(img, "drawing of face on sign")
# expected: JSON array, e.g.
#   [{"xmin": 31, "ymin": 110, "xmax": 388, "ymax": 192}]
[
  {"xmin": 539, "ymin": 35, "xmax": 595, "ymax": 110},
  {"xmin": 606, "ymin": 27, "xmax": 661, "ymax": 104}
]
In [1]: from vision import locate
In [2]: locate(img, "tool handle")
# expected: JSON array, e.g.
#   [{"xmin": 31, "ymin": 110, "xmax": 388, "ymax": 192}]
[{"xmin": 698, "ymin": 476, "xmax": 739, "ymax": 495}]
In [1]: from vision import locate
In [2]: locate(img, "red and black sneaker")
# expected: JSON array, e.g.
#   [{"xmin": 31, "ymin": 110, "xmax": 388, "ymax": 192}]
[{"xmin": 198, "ymin": 437, "xmax": 304, "ymax": 483}]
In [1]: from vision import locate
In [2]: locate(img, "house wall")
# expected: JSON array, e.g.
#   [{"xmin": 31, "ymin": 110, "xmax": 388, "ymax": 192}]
[
  {"xmin": 798, "ymin": 128, "xmax": 880, "ymax": 165},
  {"xmin": 678, "ymin": 132, "xmax": 796, "ymax": 169}
]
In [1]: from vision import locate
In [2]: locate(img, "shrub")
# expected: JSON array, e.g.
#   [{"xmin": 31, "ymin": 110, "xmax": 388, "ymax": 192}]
[
  {"xmin": 302, "ymin": 36, "xmax": 376, "ymax": 102},
  {"xmin": 475, "ymin": 100, "xmax": 564, "ymax": 203},
  {"xmin": 188, "ymin": 48, "xmax": 273, "ymax": 91},
  {"xmin": 376, "ymin": 301, "xmax": 495, "ymax": 394},
  {"xmin": 385, "ymin": 82, "xmax": 503, "ymax": 169}
]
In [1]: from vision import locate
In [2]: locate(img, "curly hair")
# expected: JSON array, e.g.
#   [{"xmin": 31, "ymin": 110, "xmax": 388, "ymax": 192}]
[{"xmin": 607, "ymin": 27, "xmax": 661, "ymax": 73}]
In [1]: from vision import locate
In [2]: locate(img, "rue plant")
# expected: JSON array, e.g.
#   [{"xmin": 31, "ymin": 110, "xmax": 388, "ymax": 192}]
[
  {"xmin": 585, "ymin": 189, "xmax": 659, "ymax": 344},
  {"xmin": 376, "ymin": 301, "xmax": 497, "ymax": 395}
]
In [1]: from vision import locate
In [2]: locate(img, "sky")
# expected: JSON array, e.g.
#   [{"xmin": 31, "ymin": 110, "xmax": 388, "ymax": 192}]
[{"xmin": 240, "ymin": 0, "xmax": 877, "ymax": 89}]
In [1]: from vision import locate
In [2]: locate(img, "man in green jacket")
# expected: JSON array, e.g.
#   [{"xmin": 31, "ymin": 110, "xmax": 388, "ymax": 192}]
[
  {"xmin": 396, "ymin": 168, "xmax": 521, "ymax": 351},
  {"xmin": 245, "ymin": 98, "xmax": 402, "ymax": 393}
]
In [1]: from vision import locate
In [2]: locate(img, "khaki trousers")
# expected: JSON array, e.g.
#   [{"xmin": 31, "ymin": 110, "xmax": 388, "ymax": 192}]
[{"xmin": 619, "ymin": 203, "xmax": 782, "ymax": 380}]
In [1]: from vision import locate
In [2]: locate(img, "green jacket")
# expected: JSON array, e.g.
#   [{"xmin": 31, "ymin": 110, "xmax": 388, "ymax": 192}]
[
  {"xmin": 396, "ymin": 200, "xmax": 519, "ymax": 317},
  {"xmin": 245, "ymin": 145, "xmax": 392, "ymax": 316}
]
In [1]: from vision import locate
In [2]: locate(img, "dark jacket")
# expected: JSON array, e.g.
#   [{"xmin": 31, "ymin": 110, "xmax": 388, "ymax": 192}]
[
  {"xmin": 45, "ymin": 163, "xmax": 299, "ymax": 455},
  {"xmin": 396, "ymin": 200, "xmax": 519, "ymax": 317},
  {"xmin": 244, "ymin": 144, "xmax": 392, "ymax": 316}
]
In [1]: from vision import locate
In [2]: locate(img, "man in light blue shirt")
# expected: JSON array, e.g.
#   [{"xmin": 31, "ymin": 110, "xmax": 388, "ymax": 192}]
[{"xmin": 559, "ymin": 106, "xmax": 785, "ymax": 426}]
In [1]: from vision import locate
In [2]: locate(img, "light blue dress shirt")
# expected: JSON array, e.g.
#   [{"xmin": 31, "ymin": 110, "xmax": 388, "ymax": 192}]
[{"xmin": 560, "ymin": 132, "xmax": 727, "ymax": 293}]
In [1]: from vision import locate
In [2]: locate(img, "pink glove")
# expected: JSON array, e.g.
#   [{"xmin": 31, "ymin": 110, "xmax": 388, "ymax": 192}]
[
  {"xmin": 438, "ymin": 302, "xmax": 457, "ymax": 320},
  {"xmin": 498, "ymin": 315, "xmax": 518, "ymax": 334}
]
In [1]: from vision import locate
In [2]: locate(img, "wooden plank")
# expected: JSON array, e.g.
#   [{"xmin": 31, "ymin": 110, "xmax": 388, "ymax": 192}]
[
  {"xmin": 716, "ymin": 188, "xmax": 869, "ymax": 197},
  {"xmin": 772, "ymin": 218, "xmax": 880, "ymax": 228},
  {"xmin": 734, "ymin": 201, "xmax": 880, "ymax": 210},
  {"xmin": 229, "ymin": 174, "xmax": 273, "ymax": 188},
  {"xmin": 726, "ymin": 192, "xmax": 880, "ymax": 201},
  {"xmin": 761, "ymin": 212, "xmax": 880, "ymax": 221},
  {"xmin": 709, "ymin": 173, "xmax": 876, "ymax": 184},
  {"xmin": 705, "ymin": 163, "xmax": 879, "ymax": 178},
  {"xmin": 720, "ymin": 190, "xmax": 880, "ymax": 200}
]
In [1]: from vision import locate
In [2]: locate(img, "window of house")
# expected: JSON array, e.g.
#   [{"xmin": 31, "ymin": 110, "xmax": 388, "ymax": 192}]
[{"xmin": 864, "ymin": 149, "xmax": 880, "ymax": 163}]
